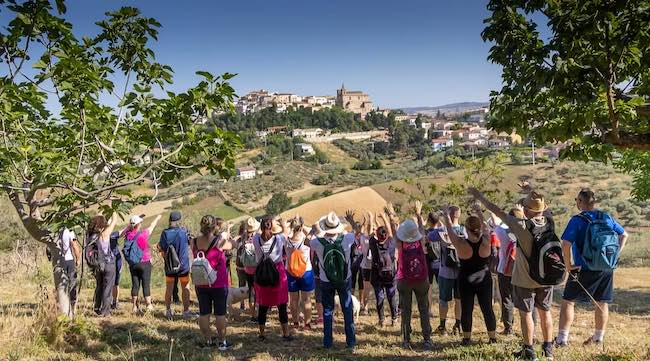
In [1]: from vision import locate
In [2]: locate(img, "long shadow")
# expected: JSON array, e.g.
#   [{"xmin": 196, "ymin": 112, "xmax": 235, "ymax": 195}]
[{"xmin": 0, "ymin": 301, "xmax": 40, "ymax": 317}]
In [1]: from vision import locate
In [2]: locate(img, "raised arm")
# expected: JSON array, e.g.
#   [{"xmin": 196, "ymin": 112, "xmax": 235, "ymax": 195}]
[
  {"xmin": 102, "ymin": 215, "xmax": 120, "ymax": 240},
  {"xmin": 147, "ymin": 214, "xmax": 162, "ymax": 234},
  {"xmin": 441, "ymin": 207, "xmax": 471, "ymax": 258},
  {"xmin": 468, "ymin": 188, "xmax": 526, "ymax": 236}
]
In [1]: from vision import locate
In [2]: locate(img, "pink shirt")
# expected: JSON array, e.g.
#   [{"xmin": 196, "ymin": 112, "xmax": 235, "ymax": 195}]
[
  {"xmin": 125, "ymin": 229, "xmax": 152, "ymax": 263},
  {"xmin": 193, "ymin": 239, "xmax": 228, "ymax": 289}
]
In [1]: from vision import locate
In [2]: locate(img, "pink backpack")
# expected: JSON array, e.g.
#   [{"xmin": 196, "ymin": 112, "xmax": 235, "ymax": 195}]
[{"xmin": 402, "ymin": 242, "xmax": 428, "ymax": 282}]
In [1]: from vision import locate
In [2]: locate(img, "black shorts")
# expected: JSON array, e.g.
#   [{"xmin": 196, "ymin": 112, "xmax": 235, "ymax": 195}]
[
  {"xmin": 563, "ymin": 269, "xmax": 614, "ymax": 303},
  {"xmin": 196, "ymin": 287, "xmax": 228, "ymax": 316},
  {"xmin": 362, "ymin": 268, "xmax": 372, "ymax": 282},
  {"xmin": 428, "ymin": 264, "xmax": 440, "ymax": 285}
]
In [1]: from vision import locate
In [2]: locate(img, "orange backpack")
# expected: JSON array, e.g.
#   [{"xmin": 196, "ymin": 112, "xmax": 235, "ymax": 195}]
[{"xmin": 287, "ymin": 241, "xmax": 308, "ymax": 277}]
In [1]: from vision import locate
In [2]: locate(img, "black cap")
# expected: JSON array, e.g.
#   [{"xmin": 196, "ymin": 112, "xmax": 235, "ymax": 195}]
[{"xmin": 169, "ymin": 211, "xmax": 182, "ymax": 222}]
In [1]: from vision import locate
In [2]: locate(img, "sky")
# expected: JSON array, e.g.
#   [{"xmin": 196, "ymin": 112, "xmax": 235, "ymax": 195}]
[{"xmin": 4, "ymin": 0, "xmax": 504, "ymax": 109}]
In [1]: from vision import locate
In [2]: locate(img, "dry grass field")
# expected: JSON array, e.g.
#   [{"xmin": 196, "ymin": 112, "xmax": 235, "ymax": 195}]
[
  {"xmin": 1, "ymin": 256, "xmax": 649, "ymax": 361},
  {"xmin": 281, "ymin": 186, "xmax": 388, "ymax": 225}
]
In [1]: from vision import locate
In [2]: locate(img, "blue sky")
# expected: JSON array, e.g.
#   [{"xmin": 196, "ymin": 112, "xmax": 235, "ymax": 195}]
[{"xmin": 5, "ymin": 0, "xmax": 504, "ymax": 108}]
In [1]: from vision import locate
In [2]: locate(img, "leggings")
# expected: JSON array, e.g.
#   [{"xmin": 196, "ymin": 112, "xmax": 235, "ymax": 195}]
[
  {"xmin": 373, "ymin": 281, "xmax": 398, "ymax": 321},
  {"xmin": 130, "ymin": 261, "xmax": 152, "ymax": 297},
  {"xmin": 350, "ymin": 255, "xmax": 364, "ymax": 291},
  {"xmin": 258, "ymin": 303, "xmax": 289, "ymax": 326},
  {"xmin": 459, "ymin": 272, "xmax": 497, "ymax": 333}
]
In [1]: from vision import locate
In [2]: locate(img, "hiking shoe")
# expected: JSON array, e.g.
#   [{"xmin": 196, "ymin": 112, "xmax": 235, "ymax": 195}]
[
  {"xmin": 182, "ymin": 310, "xmax": 198, "ymax": 320},
  {"xmin": 542, "ymin": 342, "xmax": 554, "ymax": 360},
  {"xmin": 553, "ymin": 337, "xmax": 568, "ymax": 348},
  {"xmin": 583, "ymin": 336, "xmax": 602, "ymax": 346},
  {"xmin": 218, "ymin": 340, "xmax": 234, "ymax": 351},
  {"xmin": 513, "ymin": 346, "xmax": 538, "ymax": 361},
  {"xmin": 423, "ymin": 339, "xmax": 434, "ymax": 350},
  {"xmin": 401, "ymin": 341, "xmax": 412, "ymax": 350},
  {"xmin": 461, "ymin": 338, "xmax": 472, "ymax": 347},
  {"xmin": 282, "ymin": 335, "xmax": 294, "ymax": 342},
  {"xmin": 165, "ymin": 309, "xmax": 173, "ymax": 320},
  {"xmin": 434, "ymin": 325, "xmax": 448, "ymax": 336}
]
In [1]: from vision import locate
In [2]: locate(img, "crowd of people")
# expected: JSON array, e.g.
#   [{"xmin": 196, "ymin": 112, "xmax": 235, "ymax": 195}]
[{"xmin": 53, "ymin": 186, "xmax": 628, "ymax": 360}]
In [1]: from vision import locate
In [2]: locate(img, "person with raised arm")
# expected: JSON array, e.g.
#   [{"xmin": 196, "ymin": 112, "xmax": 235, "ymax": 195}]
[
  {"xmin": 87, "ymin": 214, "xmax": 120, "ymax": 317},
  {"xmin": 441, "ymin": 202, "xmax": 497, "ymax": 346}
]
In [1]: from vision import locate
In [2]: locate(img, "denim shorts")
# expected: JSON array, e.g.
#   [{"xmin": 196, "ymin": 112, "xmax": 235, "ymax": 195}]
[
  {"xmin": 287, "ymin": 270, "xmax": 316, "ymax": 293},
  {"xmin": 438, "ymin": 276, "xmax": 459, "ymax": 302}
]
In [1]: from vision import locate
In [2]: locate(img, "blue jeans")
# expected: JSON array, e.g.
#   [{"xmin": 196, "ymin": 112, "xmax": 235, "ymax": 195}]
[{"xmin": 321, "ymin": 279, "xmax": 356, "ymax": 348}]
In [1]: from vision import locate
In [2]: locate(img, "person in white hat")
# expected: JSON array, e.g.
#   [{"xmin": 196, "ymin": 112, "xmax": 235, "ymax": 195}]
[
  {"xmin": 123, "ymin": 213, "xmax": 162, "ymax": 314},
  {"xmin": 393, "ymin": 203, "xmax": 434, "ymax": 350},
  {"xmin": 234, "ymin": 217, "xmax": 261, "ymax": 322},
  {"xmin": 308, "ymin": 211, "xmax": 357, "ymax": 349}
]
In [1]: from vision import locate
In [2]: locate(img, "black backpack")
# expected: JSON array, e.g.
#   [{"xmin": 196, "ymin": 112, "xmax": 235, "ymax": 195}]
[
  {"xmin": 444, "ymin": 245, "xmax": 461, "ymax": 269},
  {"xmin": 255, "ymin": 236, "xmax": 280, "ymax": 287},
  {"xmin": 523, "ymin": 218, "xmax": 566, "ymax": 286},
  {"xmin": 370, "ymin": 237, "xmax": 394, "ymax": 284},
  {"xmin": 85, "ymin": 234, "xmax": 112, "ymax": 273},
  {"xmin": 164, "ymin": 230, "xmax": 182, "ymax": 275}
]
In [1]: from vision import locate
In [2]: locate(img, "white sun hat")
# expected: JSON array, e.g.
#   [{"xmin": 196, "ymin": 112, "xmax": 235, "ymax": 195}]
[{"xmin": 396, "ymin": 219, "xmax": 423, "ymax": 243}]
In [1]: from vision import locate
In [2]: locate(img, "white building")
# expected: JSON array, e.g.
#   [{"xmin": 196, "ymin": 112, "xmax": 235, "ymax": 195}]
[
  {"xmin": 292, "ymin": 128, "xmax": 325, "ymax": 139},
  {"xmin": 431, "ymin": 137, "xmax": 454, "ymax": 152},
  {"xmin": 431, "ymin": 129, "xmax": 453, "ymax": 139},
  {"xmin": 294, "ymin": 143, "xmax": 315, "ymax": 157},
  {"xmin": 236, "ymin": 166, "xmax": 257, "ymax": 180}
]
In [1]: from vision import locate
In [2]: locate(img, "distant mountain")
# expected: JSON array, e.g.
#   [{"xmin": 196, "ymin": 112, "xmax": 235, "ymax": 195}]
[{"xmin": 399, "ymin": 102, "xmax": 489, "ymax": 115}]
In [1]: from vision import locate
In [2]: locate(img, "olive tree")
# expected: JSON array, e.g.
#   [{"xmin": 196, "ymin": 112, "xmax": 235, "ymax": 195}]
[
  {"xmin": 482, "ymin": 0, "xmax": 650, "ymax": 199},
  {"xmin": 0, "ymin": 0, "xmax": 240, "ymax": 315}
]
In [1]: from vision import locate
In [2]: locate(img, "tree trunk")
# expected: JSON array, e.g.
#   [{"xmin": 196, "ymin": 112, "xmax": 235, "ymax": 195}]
[{"xmin": 48, "ymin": 242, "xmax": 75, "ymax": 317}]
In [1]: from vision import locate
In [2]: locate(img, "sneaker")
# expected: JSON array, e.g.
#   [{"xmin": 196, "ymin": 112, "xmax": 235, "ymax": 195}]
[
  {"xmin": 282, "ymin": 335, "xmax": 294, "ymax": 342},
  {"xmin": 165, "ymin": 309, "xmax": 173, "ymax": 320},
  {"xmin": 434, "ymin": 325, "xmax": 448, "ymax": 336},
  {"xmin": 542, "ymin": 343, "xmax": 554, "ymax": 360},
  {"xmin": 452, "ymin": 323, "xmax": 462, "ymax": 336},
  {"xmin": 583, "ymin": 336, "xmax": 602, "ymax": 346},
  {"xmin": 218, "ymin": 340, "xmax": 234, "ymax": 351},
  {"xmin": 513, "ymin": 346, "xmax": 538, "ymax": 361},
  {"xmin": 401, "ymin": 341, "xmax": 412, "ymax": 350},
  {"xmin": 461, "ymin": 338, "xmax": 472, "ymax": 347},
  {"xmin": 423, "ymin": 339, "xmax": 434, "ymax": 350},
  {"xmin": 182, "ymin": 310, "xmax": 198, "ymax": 320},
  {"xmin": 553, "ymin": 337, "xmax": 568, "ymax": 348}
]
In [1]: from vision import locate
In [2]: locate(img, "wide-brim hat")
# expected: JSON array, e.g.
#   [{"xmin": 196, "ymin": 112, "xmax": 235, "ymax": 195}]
[
  {"xmin": 318, "ymin": 212, "xmax": 346, "ymax": 237},
  {"xmin": 246, "ymin": 217, "xmax": 261, "ymax": 233},
  {"xmin": 524, "ymin": 192, "xmax": 548, "ymax": 213},
  {"xmin": 396, "ymin": 219, "xmax": 423, "ymax": 243},
  {"xmin": 271, "ymin": 220, "xmax": 283, "ymax": 234}
]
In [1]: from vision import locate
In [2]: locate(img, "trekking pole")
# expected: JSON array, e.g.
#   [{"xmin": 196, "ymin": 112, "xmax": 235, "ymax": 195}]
[{"xmin": 568, "ymin": 272, "xmax": 603, "ymax": 313}]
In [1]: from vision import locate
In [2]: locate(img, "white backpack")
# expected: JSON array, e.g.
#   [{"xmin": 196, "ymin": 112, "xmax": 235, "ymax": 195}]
[{"xmin": 191, "ymin": 237, "xmax": 218, "ymax": 286}]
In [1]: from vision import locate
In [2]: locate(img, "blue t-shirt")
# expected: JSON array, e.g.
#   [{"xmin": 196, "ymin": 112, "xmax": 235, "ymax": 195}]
[
  {"xmin": 561, "ymin": 210, "xmax": 625, "ymax": 270},
  {"xmin": 159, "ymin": 227, "xmax": 190, "ymax": 274}
]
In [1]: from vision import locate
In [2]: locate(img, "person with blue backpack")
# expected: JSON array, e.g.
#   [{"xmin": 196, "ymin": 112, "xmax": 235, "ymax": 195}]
[
  {"xmin": 123, "ymin": 214, "xmax": 162, "ymax": 314},
  {"xmin": 556, "ymin": 189, "xmax": 628, "ymax": 347},
  {"xmin": 158, "ymin": 211, "xmax": 196, "ymax": 320}
]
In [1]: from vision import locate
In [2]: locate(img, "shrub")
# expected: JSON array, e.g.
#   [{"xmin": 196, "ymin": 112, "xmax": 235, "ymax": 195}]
[{"xmin": 266, "ymin": 193, "xmax": 292, "ymax": 216}]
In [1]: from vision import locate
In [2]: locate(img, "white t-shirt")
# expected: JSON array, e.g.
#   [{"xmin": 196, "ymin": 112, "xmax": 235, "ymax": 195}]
[
  {"xmin": 59, "ymin": 228, "xmax": 75, "ymax": 261},
  {"xmin": 495, "ymin": 224, "xmax": 516, "ymax": 275},
  {"xmin": 253, "ymin": 233, "xmax": 285, "ymax": 263},
  {"xmin": 357, "ymin": 235, "xmax": 372, "ymax": 270},
  {"xmin": 286, "ymin": 237, "xmax": 313, "ymax": 272},
  {"xmin": 310, "ymin": 232, "xmax": 354, "ymax": 283}
]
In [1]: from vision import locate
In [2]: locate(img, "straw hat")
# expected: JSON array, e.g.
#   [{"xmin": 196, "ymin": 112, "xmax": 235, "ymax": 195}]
[
  {"xmin": 318, "ymin": 212, "xmax": 346, "ymax": 237},
  {"xmin": 271, "ymin": 220, "xmax": 283, "ymax": 234},
  {"xmin": 523, "ymin": 191, "xmax": 548, "ymax": 213},
  {"xmin": 246, "ymin": 217, "xmax": 261, "ymax": 233},
  {"xmin": 396, "ymin": 219, "xmax": 423, "ymax": 243}
]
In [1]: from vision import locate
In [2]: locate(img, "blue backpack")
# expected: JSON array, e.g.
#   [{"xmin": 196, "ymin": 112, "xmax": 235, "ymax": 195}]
[
  {"xmin": 576, "ymin": 211, "xmax": 620, "ymax": 271},
  {"xmin": 123, "ymin": 231, "xmax": 143, "ymax": 266}
]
